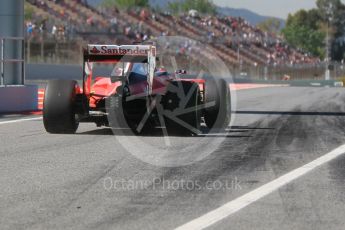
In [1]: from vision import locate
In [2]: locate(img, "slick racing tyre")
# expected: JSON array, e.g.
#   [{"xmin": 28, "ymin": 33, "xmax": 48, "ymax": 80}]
[
  {"xmin": 43, "ymin": 80, "xmax": 79, "ymax": 134},
  {"xmin": 204, "ymin": 78, "xmax": 231, "ymax": 131},
  {"xmin": 106, "ymin": 94, "xmax": 153, "ymax": 135},
  {"xmin": 107, "ymin": 94, "xmax": 128, "ymax": 129},
  {"xmin": 162, "ymin": 81, "xmax": 201, "ymax": 136}
]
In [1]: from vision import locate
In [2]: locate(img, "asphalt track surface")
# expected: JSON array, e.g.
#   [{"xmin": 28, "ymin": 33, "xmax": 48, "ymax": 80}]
[{"xmin": 1, "ymin": 86, "xmax": 345, "ymax": 230}]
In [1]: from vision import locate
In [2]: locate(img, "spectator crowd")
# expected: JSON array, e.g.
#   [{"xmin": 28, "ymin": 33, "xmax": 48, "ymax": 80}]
[{"xmin": 25, "ymin": 0, "xmax": 320, "ymax": 67}]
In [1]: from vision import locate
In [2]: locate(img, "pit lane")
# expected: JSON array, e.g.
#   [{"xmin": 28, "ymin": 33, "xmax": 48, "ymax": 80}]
[{"xmin": 1, "ymin": 86, "xmax": 345, "ymax": 230}]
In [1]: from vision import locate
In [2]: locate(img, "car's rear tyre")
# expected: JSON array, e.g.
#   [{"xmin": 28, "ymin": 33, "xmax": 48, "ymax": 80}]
[
  {"xmin": 43, "ymin": 80, "xmax": 79, "ymax": 134},
  {"xmin": 204, "ymin": 78, "xmax": 231, "ymax": 130},
  {"xmin": 162, "ymin": 81, "xmax": 201, "ymax": 136},
  {"xmin": 107, "ymin": 95, "xmax": 127, "ymax": 129},
  {"xmin": 107, "ymin": 94, "xmax": 153, "ymax": 135}
]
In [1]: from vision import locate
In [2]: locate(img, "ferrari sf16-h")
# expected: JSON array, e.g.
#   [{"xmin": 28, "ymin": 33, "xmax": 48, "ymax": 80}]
[{"xmin": 43, "ymin": 44, "xmax": 231, "ymax": 135}]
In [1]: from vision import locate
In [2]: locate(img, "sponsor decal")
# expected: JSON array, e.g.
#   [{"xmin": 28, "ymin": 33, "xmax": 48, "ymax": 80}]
[
  {"xmin": 89, "ymin": 45, "xmax": 150, "ymax": 56},
  {"xmin": 90, "ymin": 46, "xmax": 101, "ymax": 54}
]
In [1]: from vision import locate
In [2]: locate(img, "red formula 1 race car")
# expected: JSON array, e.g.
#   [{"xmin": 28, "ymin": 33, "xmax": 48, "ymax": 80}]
[{"xmin": 43, "ymin": 44, "xmax": 231, "ymax": 135}]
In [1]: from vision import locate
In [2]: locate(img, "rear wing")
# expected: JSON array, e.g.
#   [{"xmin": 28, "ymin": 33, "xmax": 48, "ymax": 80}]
[
  {"xmin": 84, "ymin": 45, "xmax": 156, "ymax": 63},
  {"xmin": 83, "ymin": 44, "xmax": 156, "ymax": 95}
]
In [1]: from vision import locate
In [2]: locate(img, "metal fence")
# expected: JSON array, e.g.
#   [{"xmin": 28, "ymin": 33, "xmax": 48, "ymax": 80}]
[
  {"xmin": 25, "ymin": 38, "xmax": 84, "ymax": 65},
  {"xmin": 233, "ymin": 63, "xmax": 345, "ymax": 81},
  {"xmin": 24, "ymin": 38, "xmax": 345, "ymax": 81},
  {"xmin": 0, "ymin": 37, "xmax": 25, "ymax": 85}
]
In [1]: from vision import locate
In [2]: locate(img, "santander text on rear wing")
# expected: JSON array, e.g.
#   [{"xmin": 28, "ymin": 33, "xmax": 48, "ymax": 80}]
[{"xmin": 84, "ymin": 45, "xmax": 156, "ymax": 63}]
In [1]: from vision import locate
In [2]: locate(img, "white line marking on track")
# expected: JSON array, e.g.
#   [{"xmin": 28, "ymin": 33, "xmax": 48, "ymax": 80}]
[
  {"xmin": 175, "ymin": 144, "xmax": 345, "ymax": 230},
  {"xmin": 0, "ymin": 117, "xmax": 42, "ymax": 125}
]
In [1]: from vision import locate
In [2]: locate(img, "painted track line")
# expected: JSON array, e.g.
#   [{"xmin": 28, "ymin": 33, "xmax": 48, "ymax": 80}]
[
  {"xmin": 230, "ymin": 83, "xmax": 288, "ymax": 91},
  {"xmin": 0, "ymin": 117, "xmax": 43, "ymax": 125},
  {"xmin": 175, "ymin": 144, "xmax": 345, "ymax": 230}
]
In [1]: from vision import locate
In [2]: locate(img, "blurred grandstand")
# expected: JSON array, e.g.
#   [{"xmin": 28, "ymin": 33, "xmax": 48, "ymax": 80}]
[{"xmin": 25, "ymin": 0, "xmax": 345, "ymax": 80}]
